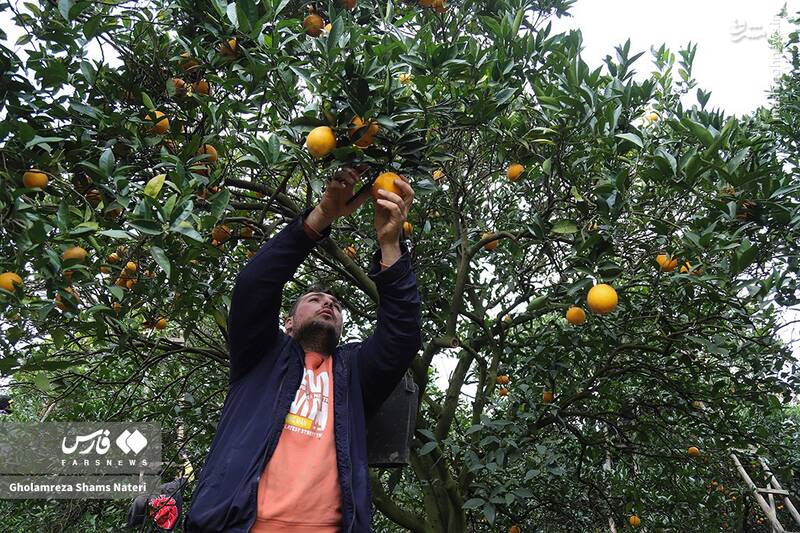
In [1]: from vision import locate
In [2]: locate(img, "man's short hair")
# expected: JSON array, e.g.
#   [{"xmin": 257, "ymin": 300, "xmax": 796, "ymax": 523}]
[{"xmin": 289, "ymin": 284, "xmax": 340, "ymax": 317}]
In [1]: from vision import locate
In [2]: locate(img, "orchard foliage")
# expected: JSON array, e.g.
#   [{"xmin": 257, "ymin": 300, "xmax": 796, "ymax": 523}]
[{"xmin": 1, "ymin": 0, "xmax": 798, "ymax": 531}]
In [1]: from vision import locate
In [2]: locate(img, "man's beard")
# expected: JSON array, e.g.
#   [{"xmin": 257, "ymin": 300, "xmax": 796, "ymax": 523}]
[{"xmin": 292, "ymin": 317, "xmax": 340, "ymax": 354}]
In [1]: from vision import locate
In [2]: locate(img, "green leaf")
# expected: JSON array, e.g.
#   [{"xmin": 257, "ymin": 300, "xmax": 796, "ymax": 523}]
[
  {"xmin": 99, "ymin": 148, "xmax": 115, "ymax": 177},
  {"xmin": 98, "ymin": 229, "xmax": 132, "ymax": 239},
  {"xmin": 34, "ymin": 373, "xmax": 52, "ymax": 392},
  {"xmin": 615, "ymin": 132, "xmax": 643, "ymax": 149},
  {"xmin": 551, "ymin": 220, "xmax": 578, "ymax": 234},
  {"xmin": 150, "ymin": 246, "xmax": 171, "ymax": 278},
  {"xmin": 59, "ymin": 0, "xmax": 75, "ymax": 21},
  {"xmin": 128, "ymin": 219, "xmax": 163, "ymax": 235},
  {"xmin": 144, "ymin": 174, "xmax": 166, "ymax": 198},
  {"xmin": 141, "ymin": 92, "xmax": 154, "ymax": 111},
  {"xmin": 681, "ymin": 117, "xmax": 714, "ymax": 148},
  {"xmin": 462, "ymin": 498, "xmax": 484, "ymax": 510},
  {"xmin": 210, "ymin": 189, "xmax": 231, "ymax": 222},
  {"xmin": 418, "ymin": 441, "xmax": 437, "ymax": 455}
]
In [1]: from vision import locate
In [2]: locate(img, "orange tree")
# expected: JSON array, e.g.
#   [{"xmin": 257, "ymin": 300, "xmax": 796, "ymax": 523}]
[{"xmin": 1, "ymin": 0, "xmax": 799, "ymax": 530}]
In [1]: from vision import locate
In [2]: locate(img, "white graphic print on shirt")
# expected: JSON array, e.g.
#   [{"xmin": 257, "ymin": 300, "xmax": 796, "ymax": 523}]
[{"xmin": 283, "ymin": 366, "xmax": 330, "ymax": 438}]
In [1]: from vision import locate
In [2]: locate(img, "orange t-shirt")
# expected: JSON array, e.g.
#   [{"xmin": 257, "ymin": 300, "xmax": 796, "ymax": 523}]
[{"xmin": 249, "ymin": 351, "xmax": 343, "ymax": 532}]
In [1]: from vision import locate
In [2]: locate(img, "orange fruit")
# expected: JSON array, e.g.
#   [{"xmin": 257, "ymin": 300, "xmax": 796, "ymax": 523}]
[
  {"xmin": 432, "ymin": 169, "xmax": 444, "ymax": 181},
  {"xmin": 126, "ymin": 279, "xmax": 137, "ymax": 290},
  {"xmin": 565, "ymin": 306, "xmax": 586, "ymax": 325},
  {"xmin": 508, "ymin": 527, "xmax": 521, "ymax": 533},
  {"xmin": 154, "ymin": 317, "xmax": 168, "ymax": 330},
  {"xmin": 55, "ymin": 287, "xmax": 80, "ymax": 311},
  {"xmin": 23, "ymin": 169, "xmax": 48, "ymax": 189},
  {"xmin": 303, "ymin": 14, "xmax": 325, "ymax": 37},
  {"xmin": 586, "ymin": 284, "xmax": 617, "ymax": 315},
  {"xmin": 688, "ymin": 446, "xmax": 700, "ymax": 457},
  {"xmin": 99, "ymin": 266, "xmax": 111, "ymax": 274},
  {"xmin": 344, "ymin": 245, "xmax": 357, "ymax": 258},
  {"xmin": 339, "ymin": 0, "xmax": 356, "ymax": 8},
  {"xmin": 507, "ymin": 163, "xmax": 524, "ymax": 182},
  {"xmin": 306, "ymin": 126, "xmax": 336, "ymax": 158},
  {"xmin": 691, "ymin": 400, "xmax": 702, "ymax": 409},
  {"xmin": 107, "ymin": 252, "xmax": 119, "ymax": 263},
  {"xmin": 403, "ymin": 221, "xmax": 412, "ymax": 235},
  {"xmin": 124, "ymin": 261, "xmax": 137, "ymax": 272},
  {"xmin": 111, "ymin": 302, "xmax": 122, "ymax": 313},
  {"xmin": 63, "ymin": 246, "xmax": 88, "ymax": 263},
  {"xmin": 419, "ymin": 0, "xmax": 434, "ymax": 6},
  {"xmin": 482, "ymin": 231, "xmax": 498, "ymax": 251},
  {"xmin": 0, "ymin": 272, "xmax": 23, "ymax": 293},
  {"xmin": 656, "ymin": 254, "xmax": 678, "ymax": 272},
  {"xmin": 219, "ymin": 38, "xmax": 239, "ymax": 57},
  {"xmin": 146, "ymin": 110, "xmax": 169, "ymax": 134},
  {"xmin": 170, "ymin": 78, "xmax": 186, "ymax": 94},
  {"xmin": 542, "ymin": 391, "xmax": 554, "ymax": 403},
  {"xmin": 629, "ymin": 515, "xmax": 641, "ymax": 527},
  {"xmin": 432, "ymin": 0, "xmax": 447, "ymax": 12},
  {"xmin": 371, "ymin": 172, "xmax": 402, "ymax": 201},
  {"xmin": 212, "ymin": 225, "xmax": 232, "ymax": 243},
  {"xmin": 680, "ymin": 262, "xmax": 701, "ymax": 275},
  {"xmin": 85, "ymin": 188, "xmax": 103, "ymax": 207},
  {"xmin": 497, "ymin": 387, "xmax": 508, "ymax": 397},
  {"xmin": 179, "ymin": 52, "xmax": 199, "ymax": 72},
  {"xmin": 192, "ymin": 79, "xmax": 211, "ymax": 95},
  {"xmin": 350, "ymin": 116, "xmax": 379, "ymax": 148},
  {"xmin": 496, "ymin": 375, "xmax": 510, "ymax": 385},
  {"xmin": 197, "ymin": 144, "xmax": 218, "ymax": 163}
]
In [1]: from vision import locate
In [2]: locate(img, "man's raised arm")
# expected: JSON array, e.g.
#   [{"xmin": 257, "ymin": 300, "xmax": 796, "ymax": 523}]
[
  {"xmin": 227, "ymin": 208, "xmax": 332, "ymax": 382},
  {"xmin": 227, "ymin": 167, "xmax": 370, "ymax": 383},
  {"xmin": 354, "ymin": 174, "xmax": 423, "ymax": 417}
]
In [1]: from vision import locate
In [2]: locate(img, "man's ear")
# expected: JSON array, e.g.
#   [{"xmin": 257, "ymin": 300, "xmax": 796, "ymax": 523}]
[{"xmin": 284, "ymin": 315, "xmax": 293, "ymax": 334}]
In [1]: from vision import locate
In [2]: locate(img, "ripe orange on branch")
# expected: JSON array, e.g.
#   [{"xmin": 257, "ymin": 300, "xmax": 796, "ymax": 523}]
[
  {"xmin": 62, "ymin": 246, "xmax": 88, "ymax": 263},
  {"xmin": 656, "ymin": 254, "xmax": 678, "ymax": 272},
  {"xmin": 0, "ymin": 272, "xmax": 23, "ymax": 293},
  {"xmin": 145, "ymin": 110, "xmax": 169, "ymax": 134},
  {"xmin": 219, "ymin": 38, "xmax": 239, "ymax": 57},
  {"xmin": 350, "ymin": 116, "xmax": 379, "ymax": 148},
  {"xmin": 306, "ymin": 126, "xmax": 336, "ymax": 158},
  {"xmin": 688, "ymin": 446, "xmax": 700, "ymax": 457},
  {"xmin": 542, "ymin": 391, "xmax": 554, "ymax": 403},
  {"xmin": 197, "ymin": 144, "xmax": 218, "ymax": 163},
  {"xmin": 482, "ymin": 232, "xmax": 498, "ymax": 251},
  {"xmin": 629, "ymin": 515, "xmax": 641, "ymax": 527},
  {"xmin": 23, "ymin": 169, "xmax": 48, "ymax": 189},
  {"xmin": 304, "ymin": 14, "xmax": 324, "ymax": 37},
  {"xmin": 212, "ymin": 225, "xmax": 232, "ymax": 243},
  {"xmin": 566, "ymin": 306, "xmax": 586, "ymax": 325},
  {"xmin": 506, "ymin": 163, "xmax": 524, "ymax": 182},
  {"xmin": 192, "ymin": 80, "xmax": 211, "ymax": 95},
  {"xmin": 586, "ymin": 284, "xmax": 617, "ymax": 315}
]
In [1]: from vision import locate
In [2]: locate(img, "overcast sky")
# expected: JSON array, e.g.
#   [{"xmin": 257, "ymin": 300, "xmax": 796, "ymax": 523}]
[{"xmin": 551, "ymin": 0, "xmax": 798, "ymax": 115}]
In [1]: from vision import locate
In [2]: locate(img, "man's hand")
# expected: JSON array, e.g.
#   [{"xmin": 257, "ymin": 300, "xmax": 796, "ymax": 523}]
[
  {"xmin": 374, "ymin": 175, "xmax": 414, "ymax": 245},
  {"xmin": 306, "ymin": 167, "xmax": 370, "ymax": 234}
]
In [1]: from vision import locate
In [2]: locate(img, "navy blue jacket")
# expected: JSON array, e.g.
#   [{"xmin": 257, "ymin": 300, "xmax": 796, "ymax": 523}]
[{"xmin": 184, "ymin": 209, "xmax": 422, "ymax": 532}]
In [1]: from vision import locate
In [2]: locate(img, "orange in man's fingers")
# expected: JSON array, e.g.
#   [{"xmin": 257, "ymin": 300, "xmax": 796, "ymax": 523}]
[{"xmin": 371, "ymin": 171, "xmax": 402, "ymax": 201}]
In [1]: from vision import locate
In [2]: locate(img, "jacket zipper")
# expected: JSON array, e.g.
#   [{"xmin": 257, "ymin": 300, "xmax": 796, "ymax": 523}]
[
  {"xmin": 244, "ymin": 346, "xmax": 299, "ymax": 533},
  {"xmin": 346, "ymin": 359, "xmax": 355, "ymax": 533}
]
